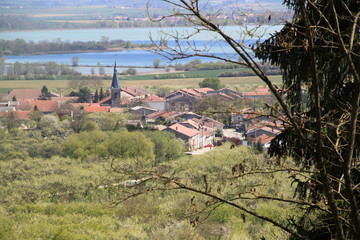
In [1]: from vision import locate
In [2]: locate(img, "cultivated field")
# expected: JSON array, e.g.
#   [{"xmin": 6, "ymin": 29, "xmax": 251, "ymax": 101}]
[{"xmin": 0, "ymin": 75, "xmax": 282, "ymax": 94}]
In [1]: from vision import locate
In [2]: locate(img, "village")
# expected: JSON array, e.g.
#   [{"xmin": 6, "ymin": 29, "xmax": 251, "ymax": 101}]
[{"xmin": 0, "ymin": 64, "xmax": 284, "ymax": 152}]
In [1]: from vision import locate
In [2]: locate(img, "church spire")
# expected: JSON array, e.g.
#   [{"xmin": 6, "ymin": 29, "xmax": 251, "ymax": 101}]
[{"xmin": 111, "ymin": 62, "xmax": 120, "ymax": 89}]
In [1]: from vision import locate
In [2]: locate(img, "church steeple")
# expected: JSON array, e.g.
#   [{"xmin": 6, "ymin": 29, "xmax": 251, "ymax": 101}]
[
  {"xmin": 111, "ymin": 62, "xmax": 121, "ymax": 107},
  {"xmin": 111, "ymin": 62, "xmax": 120, "ymax": 89}
]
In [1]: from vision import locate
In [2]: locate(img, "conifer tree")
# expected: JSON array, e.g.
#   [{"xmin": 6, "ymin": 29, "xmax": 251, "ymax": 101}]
[
  {"xmin": 40, "ymin": 85, "xmax": 50, "ymax": 100},
  {"xmin": 99, "ymin": 87, "xmax": 104, "ymax": 101},
  {"xmin": 94, "ymin": 89, "xmax": 99, "ymax": 103}
]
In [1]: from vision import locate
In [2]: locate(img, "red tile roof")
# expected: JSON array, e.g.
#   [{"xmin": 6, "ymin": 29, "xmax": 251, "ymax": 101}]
[
  {"xmin": 142, "ymin": 94, "xmax": 165, "ymax": 102},
  {"xmin": 0, "ymin": 111, "xmax": 31, "ymax": 120},
  {"xmin": 168, "ymin": 123, "xmax": 199, "ymax": 137},
  {"xmin": 51, "ymin": 96, "xmax": 78, "ymax": 102},
  {"xmin": 7, "ymin": 89, "xmax": 42, "ymax": 100},
  {"xmin": 121, "ymin": 88, "xmax": 137, "ymax": 97},
  {"xmin": 98, "ymin": 96, "xmax": 111, "ymax": 105},
  {"xmin": 194, "ymin": 88, "xmax": 214, "ymax": 94},
  {"xmin": 165, "ymin": 88, "xmax": 214, "ymax": 99},
  {"xmin": 180, "ymin": 119, "xmax": 201, "ymax": 129},
  {"xmin": 160, "ymin": 111, "xmax": 179, "ymax": 118},
  {"xmin": 146, "ymin": 111, "xmax": 167, "ymax": 119},
  {"xmin": 31, "ymin": 100, "xmax": 60, "ymax": 113},
  {"xmin": 83, "ymin": 104, "xmax": 110, "ymax": 112},
  {"xmin": 249, "ymin": 134, "xmax": 275, "ymax": 144},
  {"xmin": 16, "ymin": 100, "xmax": 32, "ymax": 111},
  {"xmin": 98, "ymin": 95, "xmax": 129, "ymax": 106},
  {"xmin": 16, "ymin": 99, "xmax": 61, "ymax": 113}
]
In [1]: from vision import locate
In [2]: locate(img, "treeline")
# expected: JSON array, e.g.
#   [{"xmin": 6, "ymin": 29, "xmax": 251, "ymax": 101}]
[
  {"xmin": 218, "ymin": 66, "xmax": 281, "ymax": 77},
  {"xmin": 174, "ymin": 60, "xmax": 241, "ymax": 71},
  {"xmin": 0, "ymin": 60, "xmax": 119, "ymax": 81},
  {"xmin": 172, "ymin": 59, "xmax": 281, "ymax": 77},
  {"xmin": 0, "ymin": 15, "xmax": 189, "ymax": 31},
  {"xmin": 0, "ymin": 61, "xmax": 82, "ymax": 80},
  {"xmin": 0, "ymin": 15, "xmax": 53, "ymax": 31},
  {"xmin": 153, "ymin": 73, "xmax": 203, "ymax": 79},
  {"xmin": 0, "ymin": 38, "xmax": 151, "ymax": 56}
]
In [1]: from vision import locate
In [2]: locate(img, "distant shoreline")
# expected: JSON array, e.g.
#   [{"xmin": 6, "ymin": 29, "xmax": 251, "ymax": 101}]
[
  {"xmin": 2, "ymin": 47, "xmax": 159, "ymax": 57},
  {"xmin": 0, "ymin": 26, "xmax": 181, "ymax": 33},
  {"xmin": 0, "ymin": 23, "xmax": 270, "ymax": 33}
]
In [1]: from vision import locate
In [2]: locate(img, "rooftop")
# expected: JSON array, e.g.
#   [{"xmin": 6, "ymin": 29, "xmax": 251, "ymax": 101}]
[
  {"xmin": 167, "ymin": 123, "xmax": 199, "ymax": 137},
  {"xmin": 7, "ymin": 89, "xmax": 42, "ymax": 100}
]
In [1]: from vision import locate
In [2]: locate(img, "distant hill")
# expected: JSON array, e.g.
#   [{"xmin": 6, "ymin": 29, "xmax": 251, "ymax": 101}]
[{"xmin": 1, "ymin": 0, "xmax": 285, "ymax": 10}]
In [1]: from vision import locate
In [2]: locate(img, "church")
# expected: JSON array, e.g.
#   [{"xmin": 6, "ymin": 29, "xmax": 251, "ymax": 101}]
[{"xmin": 98, "ymin": 63, "xmax": 149, "ymax": 107}]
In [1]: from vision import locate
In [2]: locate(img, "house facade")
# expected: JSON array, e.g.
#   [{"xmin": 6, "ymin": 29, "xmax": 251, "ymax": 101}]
[{"xmin": 163, "ymin": 123, "xmax": 200, "ymax": 151}]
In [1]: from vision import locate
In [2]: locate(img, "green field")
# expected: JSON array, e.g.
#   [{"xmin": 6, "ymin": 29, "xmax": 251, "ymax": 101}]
[
  {"xmin": 123, "ymin": 68, "xmax": 256, "ymax": 81},
  {"xmin": 0, "ymin": 75, "xmax": 282, "ymax": 94}
]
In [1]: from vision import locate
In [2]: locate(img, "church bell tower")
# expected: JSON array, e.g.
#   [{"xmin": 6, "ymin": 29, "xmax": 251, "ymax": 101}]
[{"xmin": 111, "ymin": 62, "xmax": 121, "ymax": 107}]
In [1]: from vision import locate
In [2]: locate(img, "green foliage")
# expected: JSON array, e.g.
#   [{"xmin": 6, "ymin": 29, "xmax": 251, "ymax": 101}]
[
  {"xmin": 28, "ymin": 108, "xmax": 43, "ymax": 124},
  {"xmin": 81, "ymin": 121, "xmax": 99, "ymax": 132},
  {"xmin": 40, "ymin": 85, "xmax": 50, "ymax": 100},
  {"xmin": 77, "ymin": 87, "xmax": 93, "ymax": 103},
  {"xmin": 122, "ymin": 68, "xmax": 137, "ymax": 76},
  {"xmin": 144, "ymin": 131, "xmax": 185, "ymax": 164},
  {"xmin": 62, "ymin": 131, "xmax": 109, "ymax": 159},
  {"xmin": 114, "ymin": 144, "xmax": 300, "ymax": 239},
  {"xmin": 38, "ymin": 115, "xmax": 70, "ymax": 137},
  {"xmin": 0, "ymin": 112, "xmax": 21, "ymax": 130},
  {"xmin": 0, "ymin": 133, "xmax": 301, "ymax": 240},
  {"xmin": 198, "ymin": 77, "xmax": 223, "ymax": 90},
  {"xmin": 87, "ymin": 112, "xmax": 134, "ymax": 131},
  {"xmin": 108, "ymin": 131, "xmax": 155, "ymax": 166}
]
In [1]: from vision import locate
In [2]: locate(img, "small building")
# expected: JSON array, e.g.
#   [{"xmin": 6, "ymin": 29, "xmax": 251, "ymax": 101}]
[
  {"xmin": 165, "ymin": 88, "xmax": 214, "ymax": 112},
  {"xmin": 163, "ymin": 123, "xmax": 200, "ymax": 151},
  {"xmin": 246, "ymin": 126, "xmax": 281, "ymax": 139},
  {"xmin": 130, "ymin": 106, "xmax": 158, "ymax": 116},
  {"xmin": 248, "ymin": 134, "xmax": 275, "ymax": 149},
  {"xmin": 142, "ymin": 94, "xmax": 166, "ymax": 111}
]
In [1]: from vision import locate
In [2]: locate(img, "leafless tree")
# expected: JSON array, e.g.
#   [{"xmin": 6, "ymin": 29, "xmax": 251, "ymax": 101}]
[{"xmin": 110, "ymin": 1, "xmax": 359, "ymax": 239}]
